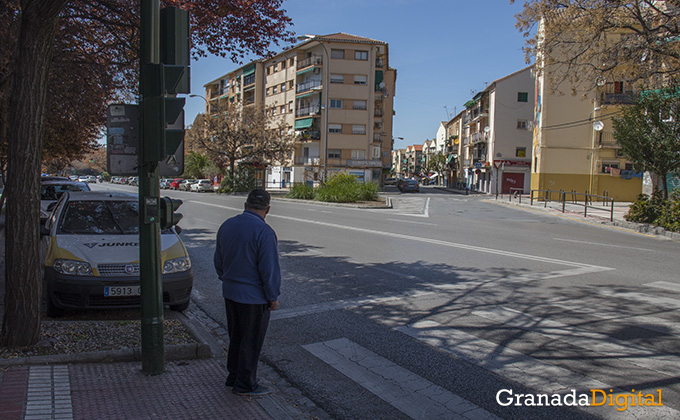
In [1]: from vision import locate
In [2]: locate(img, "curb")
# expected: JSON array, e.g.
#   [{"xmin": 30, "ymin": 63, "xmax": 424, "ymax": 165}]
[{"xmin": 272, "ymin": 195, "xmax": 393, "ymax": 209}]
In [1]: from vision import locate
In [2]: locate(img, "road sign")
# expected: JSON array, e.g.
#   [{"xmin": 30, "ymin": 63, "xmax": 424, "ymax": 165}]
[{"xmin": 474, "ymin": 162, "xmax": 483, "ymax": 169}]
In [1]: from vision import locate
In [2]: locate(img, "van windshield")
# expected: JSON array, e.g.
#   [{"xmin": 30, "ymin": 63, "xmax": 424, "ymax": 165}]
[{"xmin": 58, "ymin": 200, "xmax": 139, "ymax": 234}]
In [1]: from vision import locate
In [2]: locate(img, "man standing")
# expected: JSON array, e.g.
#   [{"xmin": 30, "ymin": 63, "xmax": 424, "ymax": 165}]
[{"xmin": 214, "ymin": 189, "xmax": 281, "ymax": 396}]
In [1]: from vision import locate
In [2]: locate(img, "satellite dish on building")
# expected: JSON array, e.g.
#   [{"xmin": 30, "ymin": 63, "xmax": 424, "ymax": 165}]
[
  {"xmin": 596, "ymin": 77, "xmax": 606, "ymax": 87},
  {"xmin": 593, "ymin": 121, "xmax": 604, "ymax": 131},
  {"xmin": 483, "ymin": 126, "xmax": 490, "ymax": 133}
]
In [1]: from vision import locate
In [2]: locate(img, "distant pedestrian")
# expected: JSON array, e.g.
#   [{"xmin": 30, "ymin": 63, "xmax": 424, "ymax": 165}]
[{"xmin": 214, "ymin": 189, "xmax": 281, "ymax": 396}]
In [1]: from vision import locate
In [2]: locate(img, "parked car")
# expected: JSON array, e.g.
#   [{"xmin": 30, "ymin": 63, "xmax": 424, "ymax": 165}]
[
  {"xmin": 41, "ymin": 175, "xmax": 70, "ymax": 182},
  {"xmin": 178, "ymin": 179, "xmax": 195, "ymax": 191},
  {"xmin": 169, "ymin": 178, "xmax": 183, "ymax": 190},
  {"xmin": 384, "ymin": 177, "xmax": 397, "ymax": 186},
  {"xmin": 40, "ymin": 191, "xmax": 193, "ymax": 317},
  {"xmin": 160, "ymin": 178, "xmax": 173, "ymax": 189},
  {"xmin": 190, "ymin": 179, "xmax": 214, "ymax": 192},
  {"xmin": 127, "ymin": 176, "xmax": 139, "ymax": 186},
  {"xmin": 399, "ymin": 179, "xmax": 420, "ymax": 193},
  {"xmin": 40, "ymin": 180, "xmax": 91, "ymax": 224}
]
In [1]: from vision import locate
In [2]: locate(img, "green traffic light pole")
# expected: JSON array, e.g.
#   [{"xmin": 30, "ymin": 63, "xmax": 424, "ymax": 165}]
[{"xmin": 140, "ymin": 0, "xmax": 165, "ymax": 375}]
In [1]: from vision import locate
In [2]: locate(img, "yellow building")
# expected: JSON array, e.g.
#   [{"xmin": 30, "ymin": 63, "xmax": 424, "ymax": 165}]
[
  {"xmin": 203, "ymin": 33, "xmax": 397, "ymax": 187},
  {"xmin": 532, "ymin": 20, "xmax": 643, "ymax": 201}
]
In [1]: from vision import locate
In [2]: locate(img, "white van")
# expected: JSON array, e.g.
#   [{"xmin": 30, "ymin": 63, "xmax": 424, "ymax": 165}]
[{"xmin": 41, "ymin": 191, "xmax": 193, "ymax": 317}]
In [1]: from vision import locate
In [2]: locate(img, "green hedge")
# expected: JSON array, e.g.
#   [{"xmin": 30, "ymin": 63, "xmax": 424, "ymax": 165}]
[
  {"xmin": 625, "ymin": 191, "xmax": 680, "ymax": 232},
  {"xmin": 287, "ymin": 173, "xmax": 379, "ymax": 203}
]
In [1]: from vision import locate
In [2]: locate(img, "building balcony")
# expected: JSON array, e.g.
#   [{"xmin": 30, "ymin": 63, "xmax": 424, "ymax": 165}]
[
  {"xmin": 471, "ymin": 132, "xmax": 488, "ymax": 143},
  {"xmin": 297, "ymin": 130, "xmax": 320, "ymax": 141},
  {"xmin": 597, "ymin": 131, "xmax": 619, "ymax": 147},
  {"xmin": 295, "ymin": 105, "xmax": 321, "ymax": 118},
  {"xmin": 600, "ymin": 92, "xmax": 637, "ymax": 105},
  {"xmin": 297, "ymin": 55, "xmax": 323, "ymax": 70},
  {"xmin": 374, "ymin": 108, "xmax": 383, "ymax": 118},
  {"xmin": 297, "ymin": 80, "xmax": 323, "ymax": 94},
  {"xmin": 296, "ymin": 157, "xmax": 320, "ymax": 165},
  {"xmin": 373, "ymin": 133, "xmax": 383, "ymax": 142}
]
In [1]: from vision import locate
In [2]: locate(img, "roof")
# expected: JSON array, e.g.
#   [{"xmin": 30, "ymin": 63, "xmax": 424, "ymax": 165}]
[
  {"xmin": 65, "ymin": 191, "xmax": 139, "ymax": 201},
  {"xmin": 312, "ymin": 33, "xmax": 387, "ymax": 45}
]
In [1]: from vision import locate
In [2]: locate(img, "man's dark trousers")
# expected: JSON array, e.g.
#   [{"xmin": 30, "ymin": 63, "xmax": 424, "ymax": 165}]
[{"xmin": 224, "ymin": 298, "xmax": 271, "ymax": 392}]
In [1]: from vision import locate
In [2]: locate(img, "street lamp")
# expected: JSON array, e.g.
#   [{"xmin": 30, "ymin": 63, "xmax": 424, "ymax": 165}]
[
  {"xmin": 188, "ymin": 94, "xmax": 209, "ymax": 113},
  {"xmin": 297, "ymin": 34, "xmax": 329, "ymax": 182}
]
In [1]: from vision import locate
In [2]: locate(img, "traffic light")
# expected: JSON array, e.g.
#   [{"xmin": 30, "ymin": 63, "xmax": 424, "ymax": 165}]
[
  {"xmin": 160, "ymin": 6, "xmax": 189, "ymax": 158},
  {"xmin": 159, "ymin": 197, "xmax": 183, "ymax": 230},
  {"xmin": 141, "ymin": 7, "xmax": 190, "ymax": 163}
]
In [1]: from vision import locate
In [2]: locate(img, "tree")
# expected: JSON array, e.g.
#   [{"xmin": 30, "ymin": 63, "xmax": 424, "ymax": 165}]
[
  {"xmin": 183, "ymin": 151, "xmax": 217, "ymax": 179},
  {"xmin": 612, "ymin": 86, "xmax": 680, "ymax": 198},
  {"xmin": 1, "ymin": 0, "xmax": 294, "ymax": 348},
  {"xmin": 512, "ymin": 0, "xmax": 680, "ymax": 91},
  {"xmin": 189, "ymin": 103, "xmax": 295, "ymax": 190},
  {"xmin": 427, "ymin": 152, "xmax": 447, "ymax": 186}
]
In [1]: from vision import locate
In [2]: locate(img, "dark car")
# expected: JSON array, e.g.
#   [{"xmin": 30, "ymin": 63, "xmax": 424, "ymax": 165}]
[
  {"xmin": 40, "ymin": 180, "xmax": 91, "ymax": 224},
  {"xmin": 399, "ymin": 179, "xmax": 420, "ymax": 193}
]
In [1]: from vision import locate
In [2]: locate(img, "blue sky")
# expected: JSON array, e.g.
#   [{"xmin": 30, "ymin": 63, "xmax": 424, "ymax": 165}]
[{"xmin": 187, "ymin": 0, "xmax": 532, "ymax": 151}]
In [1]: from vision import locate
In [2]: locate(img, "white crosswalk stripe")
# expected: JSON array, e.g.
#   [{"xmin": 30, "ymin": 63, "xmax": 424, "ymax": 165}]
[{"xmin": 303, "ymin": 338, "xmax": 500, "ymax": 420}]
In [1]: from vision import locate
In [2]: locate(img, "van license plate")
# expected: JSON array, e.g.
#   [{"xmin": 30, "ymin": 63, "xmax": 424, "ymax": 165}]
[{"xmin": 104, "ymin": 286, "xmax": 141, "ymax": 297}]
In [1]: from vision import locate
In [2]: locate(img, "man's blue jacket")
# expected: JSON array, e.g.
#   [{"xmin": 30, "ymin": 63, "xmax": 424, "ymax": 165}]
[{"xmin": 214, "ymin": 210, "xmax": 281, "ymax": 304}]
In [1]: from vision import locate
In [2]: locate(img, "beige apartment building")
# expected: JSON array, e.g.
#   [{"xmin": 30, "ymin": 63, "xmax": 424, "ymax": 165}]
[
  {"xmin": 202, "ymin": 33, "xmax": 397, "ymax": 188},
  {"xmin": 532, "ymin": 19, "xmax": 643, "ymax": 201}
]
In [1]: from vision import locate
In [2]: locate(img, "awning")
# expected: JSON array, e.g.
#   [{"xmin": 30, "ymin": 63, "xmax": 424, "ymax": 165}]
[
  {"xmin": 446, "ymin": 155, "xmax": 455, "ymax": 163},
  {"xmin": 294, "ymin": 118, "xmax": 314, "ymax": 129},
  {"xmin": 296, "ymin": 91, "xmax": 317, "ymax": 99},
  {"xmin": 243, "ymin": 65, "xmax": 255, "ymax": 77},
  {"xmin": 296, "ymin": 67, "xmax": 315, "ymax": 75},
  {"xmin": 464, "ymin": 100, "xmax": 475, "ymax": 108}
]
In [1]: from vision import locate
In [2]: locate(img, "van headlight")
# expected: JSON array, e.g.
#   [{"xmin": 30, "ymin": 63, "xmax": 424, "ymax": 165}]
[
  {"xmin": 163, "ymin": 257, "xmax": 191, "ymax": 274},
  {"xmin": 53, "ymin": 259, "xmax": 93, "ymax": 276}
]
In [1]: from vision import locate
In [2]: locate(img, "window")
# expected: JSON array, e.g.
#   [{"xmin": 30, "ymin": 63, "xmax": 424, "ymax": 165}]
[
  {"xmin": 329, "ymin": 124, "xmax": 342, "ymax": 133},
  {"xmin": 354, "ymin": 50, "xmax": 368, "ymax": 60},
  {"xmin": 372, "ymin": 146, "xmax": 380, "ymax": 158},
  {"xmin": 280, "ymin": 105, "xmax": 286, "ymax": 114},
  {"xmin": 601, "ymin": 162, "xmax": 620, "ymax": 173},
  {"xmin": 352, "ymin": 124, "xmax": 366, "ymax": 135},
  {"xmin": 288, "ymin": 101, "xmax": 293, "ymax": 112},
  {"xmin": 331, "ymin": 49, "xmax": 345, "ymax": 59},
  {"xmin": 331, "ymin": 74, "xmax": 344, "ymax": 84},
  {"xmin": 288, "ymin": 80, "xmax": 294, "ymax": 89},
  {"xmin": 280, "ymin": 60, "xmax": 286, "ymax": 69},
  {"xmin": 289, "ymin": 58, "xmax": 295, "ymax": 67},
  {"xmin": 351, "ymin": 150, "xmax": 366, "ymax": 159},
  {"xmin": 272, "ymin": 86, "xmax": 278, "ymax": 94},
  {"xmin": 267, "ymin": 67, "xmax": 271, "ymax": 75},
  {"xmin": 517, "ymin": 120, "xmax": 528, "ymax": 129},
  {"xmin": 516, "ymin": 147, "xmax": 526, "ymax": 158},
  {"xmin": 517, "ymin": 92, "xmax": 529, "ymax": 102},
  {"xmin": 265, "ymin": 87, "xmax": 270, "ymax": 96},
  {"xmin": 243, "ymin": 73, "xmax": 255, "ymax": 86},
  {"xmin": 354, "ymin": 75, "xmax": 367, "ymax": 85},
  {"xmin": 328, "ymin": 149, "xmax": 341, "ymax": 159},
  {"xmin": 330, "ymin": 99, "xmax": 343, "ymax": 109},
  {"xmin": 280, "ymin": 83, "xmax": 286, "ymax": 92},
  {"xmin": 353, "ymin": 100, "xmax": 367, "ymax": 110},
  {"xmin": 274, "ymin": 63, "xmax": 278, "ymax": 72}
]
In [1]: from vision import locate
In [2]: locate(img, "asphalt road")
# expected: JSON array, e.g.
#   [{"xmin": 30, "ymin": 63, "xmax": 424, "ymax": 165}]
[{"xmin": 94, "ymin": 183, "xmax": 680, "ymax": 420}]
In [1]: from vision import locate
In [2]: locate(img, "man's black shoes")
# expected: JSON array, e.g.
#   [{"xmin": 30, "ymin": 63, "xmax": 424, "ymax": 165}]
[{"xmin": 233, "ymin": 385, "xmax": 271, "ymax": 396}]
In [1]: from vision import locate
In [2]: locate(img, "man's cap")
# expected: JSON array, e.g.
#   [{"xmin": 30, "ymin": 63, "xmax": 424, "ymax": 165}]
[{"xmin": 246, "ymin": 189, "xmax": 271, "ymax": 209}]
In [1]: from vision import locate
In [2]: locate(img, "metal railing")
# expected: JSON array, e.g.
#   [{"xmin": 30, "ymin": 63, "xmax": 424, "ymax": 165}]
[{"xmin": 525, "ymin": 189, "xmax": 615, "ymax": 221}]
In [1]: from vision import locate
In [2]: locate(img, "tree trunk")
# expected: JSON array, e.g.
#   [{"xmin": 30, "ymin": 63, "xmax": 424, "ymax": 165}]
[{"xmin": 1, "ymin": 0, "xmax": 67, "ymax": 348}]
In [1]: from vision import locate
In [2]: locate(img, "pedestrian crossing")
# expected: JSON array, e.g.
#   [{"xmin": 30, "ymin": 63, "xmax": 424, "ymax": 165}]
[{"xmin": 301, "ymin": 281, "xmax": 680, "ymax": 419}]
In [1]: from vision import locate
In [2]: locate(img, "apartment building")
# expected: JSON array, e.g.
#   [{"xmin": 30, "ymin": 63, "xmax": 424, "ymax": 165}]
[
  {"xmin": 203, "ymin": 33, "xmax": 396, "ymax": 188},
  {"xmin": 531, "ymin": 17, "xmax": 644, "ymax": 201},
  {"xmin": 404, "ymin": 145, "xmax": 423, "ymax": 177},
  {"xmin": 444, "ymin": 111, "xmax": 465, "ymax": 187},
  {"xmin": 460, "ymin": 66, "xmax": 534, "ymax": 194},
  {"xmin": 392, "ymin": 148, "xmax": 407, "ymax": 178}
]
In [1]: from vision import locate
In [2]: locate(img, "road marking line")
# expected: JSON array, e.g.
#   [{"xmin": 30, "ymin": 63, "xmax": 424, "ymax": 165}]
[
  {"xmin": 396, "ymin": 321, "xmax": 680, "ymax": 420},
  {"xmin": 303, "ymin": 338, "xmax": 499, "ymax": 420},
  {"xmin": 473, "ymin": 306, "xmax": 680, "ymax": 377},
  {"xmin": 386, "ymin": 218, "xmax": 437, "ymax": 226},
  {"xmin": 198, "ymin": 202, "xmax": 612, "ymax": 271},
  {"xmin": 553, "ymin": 237, "xmax": 654, "ymax": 252},
  {"xmin": 646, "ymin": 281, "xmax": 680, "ymax": 293},
  {"xmin": 272, "ymin": 266, "xmax": 609, "ymax": 321}
]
